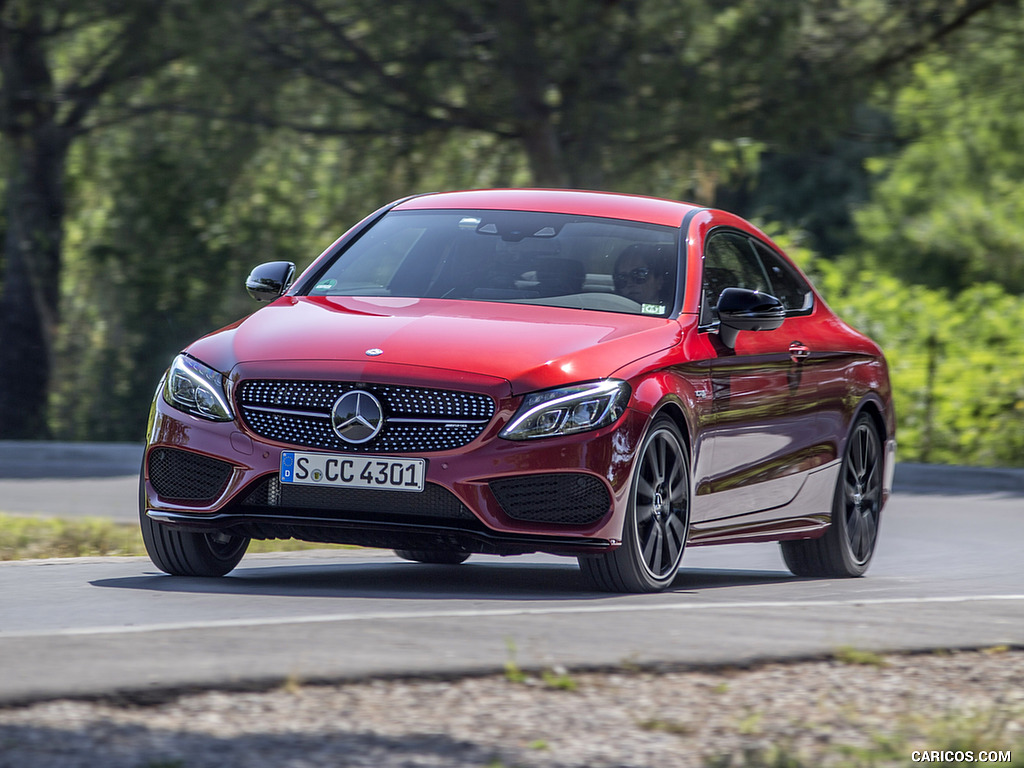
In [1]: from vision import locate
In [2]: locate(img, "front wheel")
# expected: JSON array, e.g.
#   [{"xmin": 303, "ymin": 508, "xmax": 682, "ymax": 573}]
[
  {"xmin": 579, "ymin": 416, "xmax": 690, "ymax": 593},
  {"xmin": 781, "ymin": 414, "xmax": 883, "ymax": 577},
  {"xmin": 140, "ymin": 483, "xmax": 248, "ymax": 577}
]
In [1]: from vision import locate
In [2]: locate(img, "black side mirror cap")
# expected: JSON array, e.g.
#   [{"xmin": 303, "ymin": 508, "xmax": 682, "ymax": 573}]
[
  {"xmin": 246, "ymin": 261, "xmax": 296, "ymax": 302},
  {"xmin": 716, "ymin": 287, "xmax": 786, "ymax": 348}
]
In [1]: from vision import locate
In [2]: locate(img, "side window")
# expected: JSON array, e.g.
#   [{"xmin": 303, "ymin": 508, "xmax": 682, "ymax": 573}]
[
  {"xmin": 701, "ymin": 231, "xmax": 813, "ymax": 326},
  {"xmin": 700, "ymin": 232, "xmax": 771, "ymax": 325},
  {"xmin": 752, "ymin": 241, "xmax": 814, "ymax": 313}
]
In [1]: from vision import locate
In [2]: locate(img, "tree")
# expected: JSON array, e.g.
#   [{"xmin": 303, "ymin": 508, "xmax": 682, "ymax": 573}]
[
  {"xmin": 236, "ymin": 0, "xmax": 1006, "ymax": 196},
  {"xmin": 0, "ymin": 0, "xmax": 1009, "ymax": 439},
  {"xmin": 799, "ymin": 255, "xmax": 1024, "ymax": 467},
  {"xmin": 854, "ymin": 3, "xmax": 1024, "ymax": 292},
  {"xmin": 0, "ymin": 0, "xmax": 183, "ymax": 437},
  {"xmin": 51, "ymin": 105, "xmax": 527, "ymax": 441}
]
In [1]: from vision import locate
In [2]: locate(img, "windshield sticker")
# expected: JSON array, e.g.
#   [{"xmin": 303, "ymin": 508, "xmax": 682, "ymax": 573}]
[
  {"xmin": 642, "ymin": 303, "xmax": 666, "ymax": 315},
  {"xmin": 313, "ymin": 278, "xmax": 337, "ymax": 293}
]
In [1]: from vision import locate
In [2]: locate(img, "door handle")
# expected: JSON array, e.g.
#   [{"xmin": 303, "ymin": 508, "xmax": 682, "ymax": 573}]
[{"xmin": 789, "ymin": 341, "xmax": 811, "ymax": 363}]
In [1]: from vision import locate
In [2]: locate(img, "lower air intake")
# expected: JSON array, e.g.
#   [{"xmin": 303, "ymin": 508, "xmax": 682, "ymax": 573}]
[
  {"xmin": 490, "ymin": 474, "xmax": 611, "ymax": 525},
  {"xmin": 148, "ymin": 448, "xmax": 233, "ymax": 502}
]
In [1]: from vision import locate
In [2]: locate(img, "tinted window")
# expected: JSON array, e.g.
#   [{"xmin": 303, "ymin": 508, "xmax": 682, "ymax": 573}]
[
  {"xmin": 752, "ymin": 240, "xmax": 813, "ymax": 313},
  {"xmin": 701, "ymin": 231, "xmax": 812, "ymax": 325},
  {"xmin": 306, "ymin": 210, "xmax": 680, "ymax": 317}
]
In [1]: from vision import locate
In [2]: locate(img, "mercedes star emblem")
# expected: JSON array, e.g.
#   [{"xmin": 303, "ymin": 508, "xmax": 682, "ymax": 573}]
[{"xmin": 331, "ymin": 390, "xmax": 384, "ymax": 444}]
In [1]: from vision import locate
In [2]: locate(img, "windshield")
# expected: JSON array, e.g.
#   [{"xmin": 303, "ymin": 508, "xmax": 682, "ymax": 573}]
[{"xmin": 305, "ymin": 210, "xmax": 681, "ymax": 317}]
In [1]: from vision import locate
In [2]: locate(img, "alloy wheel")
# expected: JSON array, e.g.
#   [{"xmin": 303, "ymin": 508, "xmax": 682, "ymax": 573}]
[
  {"xmin": 841, "ymin": 420, "xmax": 882, "ymax": 566},
  {"xmin": 633, "ymin": 424, "xmax": 689, "ymax": 580}
]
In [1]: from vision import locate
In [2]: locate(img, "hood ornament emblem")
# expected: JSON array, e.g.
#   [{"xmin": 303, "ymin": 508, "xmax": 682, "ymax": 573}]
[
  {"xmin": 365, "ymin": 348, "xmax": 384, "ymax": 357},
  {"xmin": 331, "ymin": 390, "xmax": 384, "ymax": 444}
]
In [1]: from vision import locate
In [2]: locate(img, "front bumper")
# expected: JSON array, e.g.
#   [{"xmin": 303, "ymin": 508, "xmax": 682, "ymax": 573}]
[{"xmin": 142, "ymin": 387, "xmax": 649, "ymax": 556}]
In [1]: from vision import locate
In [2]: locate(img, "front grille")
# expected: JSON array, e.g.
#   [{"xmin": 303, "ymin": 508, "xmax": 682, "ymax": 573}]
[
  {"xmin": 241, "ymin": 476, "xmax": 477, "ymax": 522},
  {"xmin": 489, "ymin": 474, "xmax": 611, "ymax": 525},
  {"xmin": 236, "ymin": 380, "xmax": 494, "ymax": 453},
  {"xmin": 148, "ymin": 448, "xmax": 233, "ymax": 501}
]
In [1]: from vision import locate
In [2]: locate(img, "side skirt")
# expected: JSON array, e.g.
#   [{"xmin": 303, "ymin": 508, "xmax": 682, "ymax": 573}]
[{"xmin": 687, "ymin": 460, "xmax": 840, "ymax": 546}]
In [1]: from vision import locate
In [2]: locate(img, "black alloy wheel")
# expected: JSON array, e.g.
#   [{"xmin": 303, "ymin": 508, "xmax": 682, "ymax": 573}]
[
  {"xmin": 781, "ymin": 414, "xmax": 884, "ymax": 577},
  {"xmin": 579, "ymin": 416, "xmax": 690, "ymax": 593},
  {"xmin": 139, "ymin": 477, "xmax": 249, "ymax": 577}
]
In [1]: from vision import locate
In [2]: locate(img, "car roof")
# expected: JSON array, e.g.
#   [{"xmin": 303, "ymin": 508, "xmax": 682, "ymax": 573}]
[{"xmin": 393, "ymin": 189, "xmax": 703, "ymax": 229}]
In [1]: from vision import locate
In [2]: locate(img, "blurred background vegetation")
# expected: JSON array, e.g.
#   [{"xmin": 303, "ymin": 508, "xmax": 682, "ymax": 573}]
[{"xmin": 1, "ymin": 0, "xmax": 1022, "ymax": 466}]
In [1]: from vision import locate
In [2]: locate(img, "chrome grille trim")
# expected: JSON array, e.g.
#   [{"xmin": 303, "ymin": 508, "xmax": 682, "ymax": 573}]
[
  {"xmin": 244, "ymin": 405, "xmax": 330, "ymax": 420},
  {"xmin": 237, "ymin": 379, "xmax": 496, "ymax": 453},
  {"xmin": 389, "ymin": 417, "xmax": 490, "ymax": 426}
]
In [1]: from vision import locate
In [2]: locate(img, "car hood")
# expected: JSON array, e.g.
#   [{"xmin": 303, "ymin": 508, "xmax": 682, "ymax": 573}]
[{"xmin": 187, "ymin": 296, "xmax": 682, "ymax": 394}]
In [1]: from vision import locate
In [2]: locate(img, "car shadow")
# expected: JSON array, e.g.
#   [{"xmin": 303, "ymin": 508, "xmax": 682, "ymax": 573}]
[{"xmin": 90, "ymin": 558, "xmax": 799, "ymax": 601}]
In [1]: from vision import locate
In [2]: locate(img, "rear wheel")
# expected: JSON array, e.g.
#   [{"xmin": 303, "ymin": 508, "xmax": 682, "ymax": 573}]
[
  {"xmin": 781, "ymin": 414, "xmax": 883, "ymax": 577},
  {"xmin": 579, "ymin": 416, "xmax": 690, "ymax": 593},
  {"xmin": 140, "ymin": 481, "xmax": 248, "ymax": 576},
  {"xmin": 394, "ymin": 549, "xmax": 470, "ymax": 565}
]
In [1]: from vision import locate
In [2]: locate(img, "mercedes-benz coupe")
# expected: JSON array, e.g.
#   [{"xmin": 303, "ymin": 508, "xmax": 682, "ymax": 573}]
[{"xmin": 141, "ymin": 189, "xmax": 895, "ymax": 592}]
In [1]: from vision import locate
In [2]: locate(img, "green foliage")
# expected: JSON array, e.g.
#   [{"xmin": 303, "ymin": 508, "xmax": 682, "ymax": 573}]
[
  {"xmin": 235, "ymin": 0, "xmax": 977, "ymax": 193},
  {"xmin": 0, "ymin": 514, "xmax": 144, "ymax": 560},
  {"xmin": 833, "ymin": 646, "xmax": 891, "ymax": 668},
  {"xmin": 540, "ymin": 668, "xmax": 578, "ymax": 692},
  {"xmin": 502, "ymin": 640, "xmax": 579, "ymax": 690},
  {"xmin": 54, "ymin": 114, "xmax": 266, "ymax": 440},
  {"xmin": 720, "ymin": 106, "xmax": 896, "ymax": 259},
  {"xmin": 804, "ymin": 256, "xmax": 1024, "ymax": 466},
  {"xmin": 1, "ymin": 0, "xmax": 1020, "ymax": 461},
  {"xmin": 51, "ymin": 117, "xmax": 525, "ymax": 440},
  {"xmin": 705, "ymin": 704, "xmax": 1023, "ymax": 766},
  {"xmin": 855, "ymin": 4, "xmax": 1024, "ymax": 293},
  {"xmin": 503, "ymin": 639, "xmax": 528, "ymax": 685},
  {"xmin": 0, "ymin": 513, "xmax": 355, "ymax": 560}
]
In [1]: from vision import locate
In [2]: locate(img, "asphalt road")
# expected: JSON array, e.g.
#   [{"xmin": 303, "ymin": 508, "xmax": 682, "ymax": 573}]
[{"xmin": 0, "ymin": 442, "xmax": 1022, "ymax": 705}]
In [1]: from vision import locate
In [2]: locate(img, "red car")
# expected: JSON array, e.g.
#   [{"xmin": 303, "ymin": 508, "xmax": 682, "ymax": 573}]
[{"xmin": 141, "ymin": 189, "xmax": 895, "ymax": 592}]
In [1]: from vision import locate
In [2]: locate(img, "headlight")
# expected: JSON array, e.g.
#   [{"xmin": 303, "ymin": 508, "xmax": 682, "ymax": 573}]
[
  {"xmin": 163, "ymin": 354, "xmax": 233, "ymax": 421},
  {"xmin": 500, "ymin": 380, "xmax": 630, "ymax": 440}
]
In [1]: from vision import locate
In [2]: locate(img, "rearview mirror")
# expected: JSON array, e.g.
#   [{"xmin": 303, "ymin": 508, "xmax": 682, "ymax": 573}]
[
  {"xmin": 246, "ymin": 261, "xmax": 295, "ymax": 302},
  {"xmin": 716, "ymin": 287, "xmax": 785, "ymax": 348}
]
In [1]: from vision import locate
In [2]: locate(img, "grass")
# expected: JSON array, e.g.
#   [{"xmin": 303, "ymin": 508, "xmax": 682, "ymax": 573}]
[
  {"xmin": 833, "ymin": 645, "xmax": 891, "ymax": 668},
  {"xmin": 720, "ymin": 709, "xmax": 1023, "ymax": 767},
  {"xmin": 0, "ymin": 513, "xmax": 352, "ymax": 561},
  {"xmin": 503, "ymin": 638, "xmax": 579, "ymax": 691}
]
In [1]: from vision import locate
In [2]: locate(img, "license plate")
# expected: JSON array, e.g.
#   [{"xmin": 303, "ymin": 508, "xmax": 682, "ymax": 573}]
[{"xmin": 280, "ymin": 452, "xmax": 425, "ymax": 492}]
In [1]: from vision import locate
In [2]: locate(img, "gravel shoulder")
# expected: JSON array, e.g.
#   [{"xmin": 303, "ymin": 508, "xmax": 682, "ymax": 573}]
[{"xmin": 1, "ymin": 649, "xmax": 1021, "ymax": 767}]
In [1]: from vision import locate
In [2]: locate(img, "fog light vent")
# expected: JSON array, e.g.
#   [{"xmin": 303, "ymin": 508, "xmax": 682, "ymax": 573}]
[
  {"xmin": 490, "ymin": 474, "xmax": 610, "ymax": 525},
  {"xmin": 148, "ymin": 448, "xmax": 233, "ymax": 501}
]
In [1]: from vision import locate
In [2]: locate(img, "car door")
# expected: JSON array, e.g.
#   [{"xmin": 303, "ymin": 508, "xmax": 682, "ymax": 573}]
[{"xmin": 693, "ymin": 230, "xmax": 829, "ymax": 525}]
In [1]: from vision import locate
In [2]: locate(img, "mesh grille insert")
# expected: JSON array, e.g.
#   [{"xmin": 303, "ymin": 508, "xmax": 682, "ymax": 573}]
[
  {"xmin": 236, "ymin": 380, "xmax": 494, "ymax": 452},
  {"xmin": 241, "ymin": 476, "xmax": 477, "ymax": 522},
  {"xmin": 490, "ymin": 474, "xmax": 611, "ymax": 525},
  {"xmin": 148, "ymin": 448, "xmax": 233, "ymax": 502}
]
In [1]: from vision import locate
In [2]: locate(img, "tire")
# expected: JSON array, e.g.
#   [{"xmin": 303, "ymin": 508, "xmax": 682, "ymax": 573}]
[
  {"xmin": 394, "ymin": 549, "xmax": 470, "ymax": 565},
  {"xmin": 781, "ymin": 414, "xmax": 883, "ymax": 578},
  {"xmin": 140, "ymin": 480, "xmax": 248, "ymax": 577},
  {"xmin": 579, "ymin": 416, "xmax": 690, "ymax": 593}
]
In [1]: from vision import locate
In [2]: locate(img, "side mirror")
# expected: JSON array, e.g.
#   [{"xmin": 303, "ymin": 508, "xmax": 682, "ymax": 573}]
[
  {"xmin": 245, "ymin": 261, "xmax": 295, "ymax": 302},
  {"xmin": 716, "ymin": 287, "xmax": 785, "ymax": 348}
]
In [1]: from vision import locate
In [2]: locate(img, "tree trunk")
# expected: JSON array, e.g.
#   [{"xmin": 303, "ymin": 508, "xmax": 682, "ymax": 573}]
[
  {"xmin": 0, "ymin": 15, "xmax": 67, "ymax": 438},
  {"xmin": 495, "ymin": 2, "xmax": 569, "ymax": 188}
]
